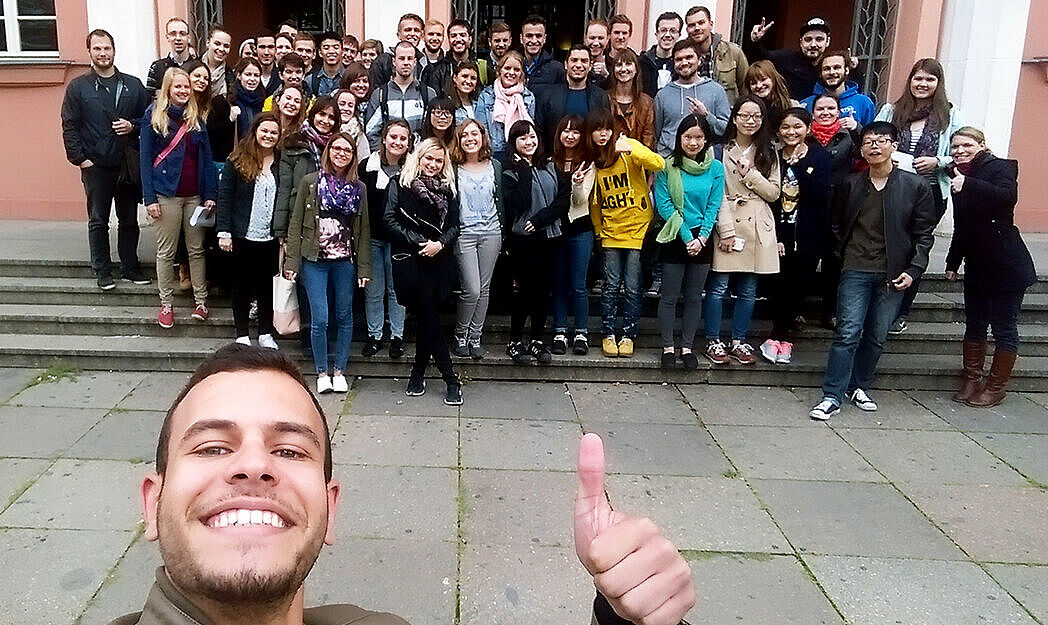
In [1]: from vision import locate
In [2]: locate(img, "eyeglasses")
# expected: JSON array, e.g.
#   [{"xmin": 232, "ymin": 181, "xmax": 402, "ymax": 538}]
[
  {"xmin": 735, "ymin": 113, "xmax": 763, "ymax": 122},
  {"xmin": 329, "ymin": 146, "xmax": 354, "ymax": 155},
  {"xmin": 432, "ymin": 110, "xmax": 453, "ymax": 120},
  {"xmin": 861, "ymin": 138, "xmax": 895, "ymax": 148}
]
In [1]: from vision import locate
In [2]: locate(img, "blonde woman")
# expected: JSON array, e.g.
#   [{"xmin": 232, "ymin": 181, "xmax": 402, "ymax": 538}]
[
  {"xmin": 383, "ymin": 138, "xmax": 462, "ymax": 404},
  {"xmin": 474, "ymin": 50, "xmax": 535, "ymax": 161},
  {"xmin": 140, "ymin": 67, "xmax": 217, "ymax": 329}
]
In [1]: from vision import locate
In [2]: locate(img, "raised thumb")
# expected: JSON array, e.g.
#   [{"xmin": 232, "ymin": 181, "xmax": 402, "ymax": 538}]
[{"xmin": 575, "ymin": 432, "xmax": 609, "ymax": 518}]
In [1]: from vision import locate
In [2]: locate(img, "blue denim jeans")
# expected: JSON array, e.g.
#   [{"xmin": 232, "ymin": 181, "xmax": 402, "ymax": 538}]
[
  {"xmin": 553, "ymin": 229, "xmax": 594, "ymax": 334},
  {"xmin": 601, "ymin": 247, "xmax": 642, "ymax": 337},
  {"xmin": 704, "ymin": 271, "xmax": 758, "ymax": 341},
  {"xmin": 821, "ymin": 270, "xmax": 905, "ymax": 403},
  {"xmin": 363, "ymin": 239, "xmax": 405, "ymax": 340},
  {"xmin": 300, "ymin": 258, "xmax": 356, "ymax": 374}
]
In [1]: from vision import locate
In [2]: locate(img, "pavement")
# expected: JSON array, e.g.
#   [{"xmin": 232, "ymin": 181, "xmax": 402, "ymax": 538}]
[{"xmin": 1, "ymin": 370, "xmax": 1046, "ymax": 625}]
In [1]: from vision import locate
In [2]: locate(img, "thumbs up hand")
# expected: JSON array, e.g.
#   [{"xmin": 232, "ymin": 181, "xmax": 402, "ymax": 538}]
[{"xmin": 574, "ymin": 433, "xmax": 696, "ymax": 625}]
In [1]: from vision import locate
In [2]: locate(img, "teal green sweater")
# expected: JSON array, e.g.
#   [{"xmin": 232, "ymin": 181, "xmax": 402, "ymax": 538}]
[{"xmin": 653, "ymin": 158, "xmax": 725, "ymax": 243}]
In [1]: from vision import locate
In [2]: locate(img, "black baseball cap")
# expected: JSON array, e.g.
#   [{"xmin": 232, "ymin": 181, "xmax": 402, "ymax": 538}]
[{"xmin": 800, "ymin": 17, "xmax": 830, "ymax": 37}]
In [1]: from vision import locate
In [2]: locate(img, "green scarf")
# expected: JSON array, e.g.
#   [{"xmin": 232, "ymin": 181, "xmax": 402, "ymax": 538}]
[{"xmin": 656, "ymin": 150, "xmax": 714, "ymax": 243}]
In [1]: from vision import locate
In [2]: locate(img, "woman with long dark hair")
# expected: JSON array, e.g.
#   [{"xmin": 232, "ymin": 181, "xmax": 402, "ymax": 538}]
[
  {"xmin": 140, "ymin": 68, "xmax": 217, "ymax": 328},
  {"xmin": 359, "ymin": 120, "xmax": 413, "ymax": 359},
  {"xmin": 216, "ymin": 112, "xmax": 283, "ymax": 349},
  {"xmin": 653, "ymin": 114, "xmax": 724, "ymax": 370},
  {"xmin": 274, "ymin": 96, "xmax": 341, "ymax": 238},
  {"xmin": 339, "ymin": 62, "xmax": 372, "ymax": 111},
  {"xmin": 876, "ymin": 58, "xmax": 964, "ymax": 334},
  {"xmin": 502, "ymin": 119, "xmax": 569, "ymax": 364},
  {"xmin": 606, "ymin": 48, "xmax": 655, "ymax": 149},
  {"xmin": 229, "ymin": 57, "xmax": 265, "ymax": 139},
  {"xmin": 384, "ymin": 138, "xmax": 463, "ymax": 404},
  {"xmin": 945, "ymin": 126, "xmax": 1036, "ymax": 407},
  {"xmin": 588, "ymin": 108, "xmax": 665, "ymax": 358},
  {"xmin": 704, "ymin": 95, "xmax": 781, "ymax": 365},
  {"xmin": 422, "ymin": 95, "xmax": 457, "ymax": 146},
  {"xmin": 450, "ymin": 61, "xmax": 482, "ymax": 124},
  {"xmin": 449, "ymin": 119, "xmax": 505, "ymax": 359},
  {"xmin": 284, "ymin": 131, "xmax": 371, "ymax": 394},
  {"xmin": 273, "ymin": 84, "xmax": 306, "ymax": 146},
  {"xmin": 759, "ymin": 107, "xmax": 832, "ymax": 365},
  {"xmin": 551, "ymin": 114, "xmax": 595, "ymax": 355},
  {"xmin": 333, "ymin": 88, "xmax": 370, "ymax": 161}
]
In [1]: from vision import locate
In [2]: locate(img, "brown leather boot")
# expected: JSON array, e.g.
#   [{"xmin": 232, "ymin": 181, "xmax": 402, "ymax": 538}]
[
  {"xmin": 966, "ymin": 349, "xmax": 1017, "ymax": 408},
  {"xmin": 952, "ymin": 339, "xmax": 986, "ymax": 403}
]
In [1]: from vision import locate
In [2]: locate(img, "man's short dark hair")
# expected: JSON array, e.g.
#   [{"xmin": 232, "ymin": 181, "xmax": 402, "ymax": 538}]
[
  {"xmin": 156, "ymin": 344, "xmax": 334, "ymax": 481},
  {"xmin": 685, "ymin": 6, "xmax": 712, "ymax": 20},
  {"xmin": 278, "ymin": 19, "xmax": 299, "ymax": 30},
  {"xmin": 861, "ymin": 121, "xmax": 899, "ymax": 142},
  {"xmin": 672, "ymin": 40, "xmax": 698, "ymax": 57},
  {"xmin": 522, "ymin": 15, "xmax": 547, "ymax": 29},
  {"xmin": 278, "ymin": 52, "xmax": 306, "ymax": 72},
  {"xmin": 609, "ymin": 14, "xmax": 633, "ymax": 32},
  {"xmin": 818, "ymin": 49, "xmax": 852, "ymax": 69},
  {"xmin": 317, "ymin": 31, "xmax": 341, "ymax": 46},
  {"xmin": 448, "ymin": 19, "xmax": 472, "ymax": 36},
  {"xmin": 255, "ymin": 28, "xmax": 276, "ymax": 42},
  {"xmin": 655, "ymin": 11, "xmax": 684, "ymax": 30},
  {"xmin": 488, "ymin": 21, "xmax": 511, "ymax": 37},
  {"xmin": 276, "ymin": 32, "xmax": 294, "ymax": 47},
  {"xmin": 567, "ymin": 43, "xmax": 589, "ymax": 57},
  {"xmin": 343, "ymin": 34, "xmax": 359, "ymax": 49},
  {"xmin": 294, "ymin": 32, "xmax": 316, "ymax": 45},
  {"xmin": 399, "ymin": 13, "xmax": 425, "ymax": 29},
  {"xmin": 394, "ymin": 40, "xmax": 417, "ymax": 56},
  {"xmin": 86, "ymin": 28, "xmax": 114, "ymax": 49}
]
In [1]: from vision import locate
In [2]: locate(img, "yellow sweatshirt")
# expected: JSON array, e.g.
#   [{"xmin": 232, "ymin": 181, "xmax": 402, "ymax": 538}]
[{"xmin": 589, "ymin": 138, "xmax": 665, "ymax": 249}]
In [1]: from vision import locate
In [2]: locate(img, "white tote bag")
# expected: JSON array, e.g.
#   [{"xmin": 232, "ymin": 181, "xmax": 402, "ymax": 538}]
[{"xmin": 272, "ymin": 249, "xmax": 300, "ymax": 335}]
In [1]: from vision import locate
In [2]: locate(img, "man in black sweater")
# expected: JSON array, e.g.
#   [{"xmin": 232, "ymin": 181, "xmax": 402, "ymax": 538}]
[
  {"xmin": 145, "ymin": 17, "xmax": 195, "ymax": 97},
  {"xmin": 744, "ymin": 16, "xmax": 831, "ymax": 99}
]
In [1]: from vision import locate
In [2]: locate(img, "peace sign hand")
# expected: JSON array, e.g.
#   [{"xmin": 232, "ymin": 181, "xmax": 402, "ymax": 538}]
[
  {"xmin": 572, "ymin": 161, "xmax": 594, "ymax": 185},
  {"xmin": 750, "ymin": 18, "xmax": 775, "ymax": 42},
  {"xmin": 574, "ymin": 433, "xmax": 696, "ymax": 625}
]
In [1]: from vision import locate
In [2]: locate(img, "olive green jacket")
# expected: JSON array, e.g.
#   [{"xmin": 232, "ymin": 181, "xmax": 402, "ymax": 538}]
[{"xmin": 285, "ymin": 171, "xmax": 372, "ymax": 278}]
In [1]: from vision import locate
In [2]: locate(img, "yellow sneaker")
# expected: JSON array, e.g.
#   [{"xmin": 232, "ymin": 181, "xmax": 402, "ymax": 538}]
[
  {"xmin": 618, "ymin": 337, "xmax": 634, "ymax": 357},
  {"xmin": 602, "ymin": 336, "xmax": 619, "ymax": 357}
]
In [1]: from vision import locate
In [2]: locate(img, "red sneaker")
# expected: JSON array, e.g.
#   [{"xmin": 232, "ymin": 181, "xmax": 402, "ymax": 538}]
[
  {"xmin": 192, "ymin": 303, "xmax": 209, "ymax": 322},
  {"xmin": 157, "ymin": 305, "xmax": 174, "ymax": 329}
]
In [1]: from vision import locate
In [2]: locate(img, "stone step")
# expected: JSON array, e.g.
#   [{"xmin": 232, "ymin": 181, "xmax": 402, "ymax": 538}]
[
  {"xmin": 2, "ymin": 303, "xmax": 1047, "ymax": 356},
  {"xmin": 0, "ymin": 333, "xmax": 1044, "ymax": 391}
]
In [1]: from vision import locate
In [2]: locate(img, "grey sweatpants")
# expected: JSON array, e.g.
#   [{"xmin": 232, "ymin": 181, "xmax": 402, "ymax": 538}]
[{"xmin": 454, "ymin": 228, "xmax": 502, "ymax": 341}]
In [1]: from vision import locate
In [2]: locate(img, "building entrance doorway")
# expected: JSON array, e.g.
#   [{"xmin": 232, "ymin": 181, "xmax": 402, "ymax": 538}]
[
  {"xmin": 191, "ymin": 0, "xmax": 345, "ymax": 51},
  {"xmin": 457, "ymin": 0, "xmax": 605, "ymax": 60}
]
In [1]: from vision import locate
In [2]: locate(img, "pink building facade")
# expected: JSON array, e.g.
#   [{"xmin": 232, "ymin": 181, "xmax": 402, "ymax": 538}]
[{"xmin": 2, "ymin": 0, "xmax": 1045, "ymax": 230}]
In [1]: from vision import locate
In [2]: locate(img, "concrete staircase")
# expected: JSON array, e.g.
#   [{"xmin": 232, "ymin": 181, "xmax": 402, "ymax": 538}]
[{"xmin": 1, "ymin": 255, "xmax": 1045, "ymax": 391}]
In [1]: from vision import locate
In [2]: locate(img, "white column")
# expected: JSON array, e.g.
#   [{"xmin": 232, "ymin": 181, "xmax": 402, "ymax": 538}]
[
  {"xmin": 364, "ymin": 0, "xmax": 426, "ymax": 50},
  {"xmin": 86, "ymin": 0, "xmax": 158, "ymax": 83}
]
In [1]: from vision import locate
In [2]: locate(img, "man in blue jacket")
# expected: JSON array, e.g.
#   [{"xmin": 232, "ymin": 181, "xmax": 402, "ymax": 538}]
[
  {"xmin": 801, "ymin": 50, "xmax": 876, "ymax": 126},
  {"xmin": 61, "ymin": 29, "xmax": 150, "ymax": 290}
]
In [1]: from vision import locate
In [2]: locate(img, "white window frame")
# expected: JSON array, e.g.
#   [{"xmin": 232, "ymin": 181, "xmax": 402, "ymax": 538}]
[{"xmin": 0, "ymin": 0, "xmax": 60, "ymax": 58}]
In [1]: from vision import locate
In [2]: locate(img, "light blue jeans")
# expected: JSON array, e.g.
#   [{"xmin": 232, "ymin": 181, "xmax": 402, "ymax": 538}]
[
  {"xmin": 300, "ymin": 258, "xmax": 356, "ymax": 374},
  {"xmin": 363, "ymin": 239, "xmax": 405, "ymax": 339},
  {"xmin": 704, "ymin": 271, "xmax": 759, "ymax": 342}
]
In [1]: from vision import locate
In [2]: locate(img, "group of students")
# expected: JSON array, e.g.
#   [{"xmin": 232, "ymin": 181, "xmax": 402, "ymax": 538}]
[{"xmin": 61, "ymin": 9, "xmax": 1036, "ymax": 412}]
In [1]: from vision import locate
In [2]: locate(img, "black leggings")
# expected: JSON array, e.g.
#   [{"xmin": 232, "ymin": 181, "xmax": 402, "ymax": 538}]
[
  {"xmin": 964, "ymin": 287, "xmax": 1024, "ymax": 352},
  {"xmin": 404, "ymin": 261, "xmax": 457, "ymax": 384},
  {"xmin": 770, "ymin": 249, "xmax": 820, "ymax": 341},
  {"xmin": 509, "ymin": 237, "xmax": 555, "ymax": 342},
  {"xmin": 231, "ymin": 238, "xmax": 278, "ymax": 337},
  {"xmin": 658, "ymin": 262, "xmax": 709, "ymax": 348}
]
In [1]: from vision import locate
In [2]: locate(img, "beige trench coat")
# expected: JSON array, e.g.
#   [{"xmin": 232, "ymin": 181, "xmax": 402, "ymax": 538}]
[{"xmin": 711, "ymin": 141, "xmax": 782, "ymax": 274}]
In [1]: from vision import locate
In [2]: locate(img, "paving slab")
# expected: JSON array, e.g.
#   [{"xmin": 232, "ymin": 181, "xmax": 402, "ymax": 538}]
[
  {"xmin": 606, "ymin": 474, "xmax": 788, "ymax": 552},
  {"xmin": 910, "ymin": 390, "xmax": 1048, "ymax": 433},
  {"xmin": 0, "ymin": 405, "xmax": 106, "ymax": 458},
  {"xmin": 791, "ymin": 387, "xmax": 955, "ymax": 429},
  {"xmin": 332, "ymin": 415, "xmax": 458, "ymax": 467},
  {"xmin": 76, "ymin": 536, "xmax": 162, "ymax": 625},
  {"xmin": 461, "ymin": 418, "xmax": 580, "ymax": 471},
  {"xmin": 584, "ymin": 422, "xmax": 732, "ymax": 476},
  {"xmin": 308, "ymin": 537, "xmax": 457, "ymax": 625},
  {"xmin": 708, "ymin": 425, "xmax": 883, "ymax": 481},
  {"xmin": 902, "ymin": 484, "xmax": 1048, "ymax": 563},
  {"xmin": 569, "ymin": 382, "xmax": 697, "ymax": 424},
  {"xmin": 9, "ymin": 371, "xmax": 146, "ymax": 409},
  {"xmin": 750, "ymin": 479, "xmax": 965, "ymax": 559},
  {"xmin": 837, "ymin": 428, "xmax": 1029, "ymax": 485},
  {"xmin": 461, "ymin": 469, "xmax": 575, "ymax": 547},
  {"xmin": 0, "ymin": 528, "xmax": 135, "ymax": 625},
  {"xmin": 344, "ymin": 377, "xmax": 459, "ymax": 417},
  {"xmin": 0, "ymin": 458, "xmax": 52, "ymax": 509},
  {"xmin": 115, "ymin": 372, "xmax": 189, "ymax": 411},
  {"xmin": 331, "ymin": 465, "xmax": 457, "ymax": 541},
  {"xmin": 0, "ymin": 367, "xmax": 40, "ymax": 403},
  {"xmin": 681, "ymin": 385, "xmax": 821, "ymax": 427},
  {"xmin": 459, "ymin": 543, "xmax": 593, "ymax": 625},
  {"xmin": 461, "ymin": 381, "xmax": 577, "ymax": 420},
  {"xmin": 984, "ymin": 563, "xmax": 1048, "ymax": 624},
  {"xmin": 65, "ymin": 410, "xmax": 165, "ymax": 462},
  {"xmin": 806, "ymin": 555, "xmax": 1038, "ymax": 625},
  {"xmin": 0, "ymin": 459, "xmax": 144, "ymax": 531},
  {"xmin": 685, "ymin": 553, "xmax": 845, "ymax": 625},
  {"xmin": 970, "ymin": 432, "xmax": 1048, "ymax": 486},
  {"xmin": 1022, "ymin": 393, "xmax": 1048, "ymax": 409}
]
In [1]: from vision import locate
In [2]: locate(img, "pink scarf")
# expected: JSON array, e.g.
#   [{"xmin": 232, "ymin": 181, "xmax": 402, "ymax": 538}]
[{"xmin": 492, "ymin": 79, "xmax": 531, "ymax": 140}]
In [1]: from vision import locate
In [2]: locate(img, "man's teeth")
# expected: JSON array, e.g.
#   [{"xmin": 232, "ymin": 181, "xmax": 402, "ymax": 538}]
[{"xmin": 210, "ymin": 509, "xmax": 286, "ymax": 528}]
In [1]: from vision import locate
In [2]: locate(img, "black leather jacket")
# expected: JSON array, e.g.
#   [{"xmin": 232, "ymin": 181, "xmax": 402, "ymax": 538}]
[{"xmin": 383, "ymin": 178, "xmax": 460, "ymax": 254}]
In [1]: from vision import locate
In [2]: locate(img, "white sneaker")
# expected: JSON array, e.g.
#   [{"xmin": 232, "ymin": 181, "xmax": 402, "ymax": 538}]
[
  {"xmin": 809, "ymin": 398, "xmax": 840, "ymax": 421},
  {"xmin": 850, "ymin": 388, "xmax": 878, "ymax": 411},
  {"xmin": 316, "ymin": 374, "xmax": 333, "ymax": 394},
  {"xmin": 234, "ymin": 336, "xmax": 251, "ymax": 346},
  {"xmin": 258, "ymin": 334, "xmax": 279, "ymax": 350},
  {"xmin": 331, "ymin": 374, "xmax": 349, "ymax": 393}
]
